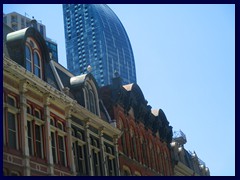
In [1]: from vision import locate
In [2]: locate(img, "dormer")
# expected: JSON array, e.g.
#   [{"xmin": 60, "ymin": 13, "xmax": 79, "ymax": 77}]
[
  {"xmin": 70, "ymin": 73, "xmax": 100, "ymax": 116},
  {"xmin": 6, "ymin": 27, "xmax": 50, "ymax": 81}
]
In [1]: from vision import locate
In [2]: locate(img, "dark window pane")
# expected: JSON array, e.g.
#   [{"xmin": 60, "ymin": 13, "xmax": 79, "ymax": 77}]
[
  {"xmin": 26, "ymin": 61, "xmax": 31, "ymax": 72},
  {"xmin": 34, "ymin": 67, "xmax": 40, "ymax": 78},
  {"xmin": 34, "ymin": 110, "xmax": 41, "ymax": 119},
  {"xmin": 58, "ymin": 136, "xmax": 65, "ymax": 166},
  {"xmin": 7, "ymin": 96, "xmax": 15, "ymax": 107},
  {"xmin": 36, "ymin": 141, "xmax": 42, "ymax": 158},
  {"xmin": 27, "ymin": 121, "xmax": 33, "ymax": 155},
  {"xmin": 35, "ymin": 125, "xmax": 41, "ymax": 140},
  {"xmin": 34, "ymin": 52, "xmax": 40, "ymax": 66},
  {"xmin": 8, "ymin": 131, "xmax": 17, "ymax": 149},
  {"xmin": 25, "ymin": 46, "xmax": 32, "ymax": 71},
  {"xmin": 35, "ymin": 125, "xmax": 42, "ymax": 158},
  {"xmin": 8, "ymin": 112, "xmax": 17, "ymax": 149},
  {"xmin": 51, "ymin": 132, "xmax": 57, "ymax": 163},
  {"xmin": 27, "ymin": 105, "xmax": 31, "ymax": 114},
  {"xmin": 8, "ymin": 112, "xmax": 16, "ymax": 130}
]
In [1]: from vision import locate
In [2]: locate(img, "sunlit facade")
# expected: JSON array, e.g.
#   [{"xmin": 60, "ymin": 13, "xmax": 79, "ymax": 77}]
[{"xmin": 3, "ymin": 23, "xmax": 120, "ymax": 176}]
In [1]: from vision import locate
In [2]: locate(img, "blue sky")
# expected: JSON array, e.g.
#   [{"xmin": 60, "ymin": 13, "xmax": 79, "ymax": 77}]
[{"xmin": 3, "ymin": 4, "xmax": 235, "ymax": 176}]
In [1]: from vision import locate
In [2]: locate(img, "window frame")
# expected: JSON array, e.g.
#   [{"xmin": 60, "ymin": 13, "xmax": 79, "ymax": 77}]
[
  {"xmin": 6, "ymin": 95, "xmax": 19, "ymax": 150},
  {"xmin": 25, "ymin": 37, "xmax": 43, "ymax": 79},
  {"xmin": 50, "ymin": 116, "xmax": 67, "ymax": 167}
]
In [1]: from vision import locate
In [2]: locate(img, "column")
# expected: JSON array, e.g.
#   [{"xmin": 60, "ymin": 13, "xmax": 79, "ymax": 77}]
[
  {"xmin": 99, "ymin": 127, "xmax": 107, "ymax": 176},
  {"xmin": 65, "ymin": 104, "xmax": 76, "ymax": 175},
  {"xmin": 84, "ymin": 119, "xmax": 93, "ymax": 176},
  {"xmin": 113, "ymin": 135, "xmax": 120, "ymax": 176},
  {"xmin": 19, "ymin": 79, "xmax": 30, "ymax": 176},
  {"xmin": 43, "ymin": 93, "xmax": 54, "ymax": 176}
]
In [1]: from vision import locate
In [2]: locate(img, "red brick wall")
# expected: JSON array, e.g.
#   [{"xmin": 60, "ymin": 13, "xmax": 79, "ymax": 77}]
[{"xmin": 114, "ymin": 105, "xmax": 173, "ymax": 176}]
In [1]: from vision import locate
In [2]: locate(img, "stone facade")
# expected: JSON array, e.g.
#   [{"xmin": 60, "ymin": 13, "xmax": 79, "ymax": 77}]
[{"xmin": 3, "ymin": 24, "xmax": 120, "ymax": 176}]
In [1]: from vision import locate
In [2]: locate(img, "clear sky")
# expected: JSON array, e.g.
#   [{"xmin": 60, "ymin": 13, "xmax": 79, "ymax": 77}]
[{"xmin": 3, "ymin": 4, "xmax": 235, "ymax": 176}]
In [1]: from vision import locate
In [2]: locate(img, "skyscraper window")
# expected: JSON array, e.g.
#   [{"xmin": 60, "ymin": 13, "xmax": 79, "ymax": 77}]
[{"xmin": 63, "ymin": 4, "xmax": 137, "ymax": 86}]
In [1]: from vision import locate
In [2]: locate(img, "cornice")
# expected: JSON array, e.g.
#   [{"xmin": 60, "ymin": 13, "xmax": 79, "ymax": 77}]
[{"xmin": 4, "ymin": 56, "xmax": 121, "ymax": 137}]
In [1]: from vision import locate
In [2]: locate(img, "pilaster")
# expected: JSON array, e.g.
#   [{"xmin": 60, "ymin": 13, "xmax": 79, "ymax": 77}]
[
  {"xmin": 43, "ymin": 93, "xmax": 54, "ymax": 176},
  {"xmin": 113, "ymin": 135, "xmax": 120, "ymax": 176},
  {"xmin": 99, "ymin": 127, "xmax": 107, "ymax": 176},
  {"xmin": 19, "ymin": 79, "xmax": 30, "ymax": 176},
  {"xmin": 84, "ymin": 119, "xmax": 93, "ymax": 176},
  {"xmin": 65, "ymin": 104, "xmax": 76, "ymax": 175}
]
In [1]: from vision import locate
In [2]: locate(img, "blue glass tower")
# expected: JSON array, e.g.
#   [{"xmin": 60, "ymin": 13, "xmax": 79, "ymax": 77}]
[{"xmin": 63, "ymin": 4, "xmax": 137, "ymax": 87}]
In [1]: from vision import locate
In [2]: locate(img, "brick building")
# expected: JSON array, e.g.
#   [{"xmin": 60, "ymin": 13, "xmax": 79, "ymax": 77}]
[{"xmin": 100, "ymin": 75, "xmax": 174, "ymax": 176}]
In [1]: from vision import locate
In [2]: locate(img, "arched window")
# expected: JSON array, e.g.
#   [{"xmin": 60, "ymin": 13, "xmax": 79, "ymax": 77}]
[
  {"xmin": 25, "ymin": 46, "xmax": 32, "ymax": 72},
  {"xmin": 122, "ymin": 166, "xmax": 131, "ymax": 176},
  {"xmin": 71, "ymin": 128, "xmax": 76, "ymax": 137},
  {"xmin": 90, "ymin": 136, "xmax": 102, "ymax": 175},
  {"xmin": 34, "ymin": 52, "xmax": 41, "ymax": 78},
  {"xmin": 50, "ymin": 117, "xmax": 55, "ymax": 126},
  {"xmin": 57, "ymin": 121, "xmax": 64, "ymax": 131},
  {"xmin": 89, "ymin": 90, "xmax": 96, "ymax": 114},
  {"xmin": 84, "ymin": 81, "xmax": 99, "ymax": 116},
  {"xmin": 130, "ymin": 128, "xmax": 138, "ymax": 160},
  {"xmin": 34, "ymin": 109, "xmax": 41, "ymax": 120},
  {"xmin": 27, "ymin": 104, "xmax": 32, "ymax": 114},
  {"xmin": 72, "ymin": 126, "xmax": 87, "ymax": 176},
  {"xmin": 118, "ymin": 119, "xmax": 127, "ymax": 155},
  {"xmin": 77, "ymin": 131, "xmax": 83, "ymax": 140},
  {"xmin": 25, "ymin": 37, "xmax": 42, "ymax": 79},
  {"xmin": 7, "ymin": 95, "xmax": 18, "ymax": 150},
  {"xmin": 106, "ymin": 146, "xmax": 116, "ymax": 176}
]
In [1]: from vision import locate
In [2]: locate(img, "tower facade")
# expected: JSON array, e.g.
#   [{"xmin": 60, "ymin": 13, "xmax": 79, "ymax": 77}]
[{"xmin": 63, "ymin": 4, "xmax": 137, "ymax": 87}]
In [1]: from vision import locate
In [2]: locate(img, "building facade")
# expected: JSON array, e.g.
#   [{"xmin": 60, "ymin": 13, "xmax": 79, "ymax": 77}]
[
  {"xmin": 3, "ymin": 12, "xmax": 58, "ymax": 62},
  {"xmin": 100, "ymin": 76, "xmax": 174, "ymax": 176},
  {"xmin": 63, "ymin": 4, "xmax": 137, "ymax": 87},
  {"xmin": 170, "ymin": 130, "xmax": 210, "ymax": 176},
  {"xmin": 3, "ymin": 24, "xmax": 121, "ymax": 176}
]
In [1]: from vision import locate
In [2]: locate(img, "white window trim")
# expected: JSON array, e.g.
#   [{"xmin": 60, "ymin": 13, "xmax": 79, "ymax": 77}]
[{"xmin": 58, "ymin": 134, "xmax": 67, "ymax": 167}]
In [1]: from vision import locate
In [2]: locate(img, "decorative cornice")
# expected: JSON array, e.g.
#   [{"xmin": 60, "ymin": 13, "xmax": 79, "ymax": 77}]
[{"xmin": 4, "ymin": 56, "xmax": 121, "ymax": 137}]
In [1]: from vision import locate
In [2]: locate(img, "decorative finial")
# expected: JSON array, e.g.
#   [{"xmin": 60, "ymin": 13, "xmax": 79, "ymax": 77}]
[{"xmin": 87, "ymin": 65, "xmax": 92, "ymax": 73}]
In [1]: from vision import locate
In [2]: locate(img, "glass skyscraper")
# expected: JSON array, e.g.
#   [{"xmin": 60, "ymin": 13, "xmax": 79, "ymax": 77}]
[{"xmin": 63, "ymin": 4, "xmax": 137, "ymax": 87}]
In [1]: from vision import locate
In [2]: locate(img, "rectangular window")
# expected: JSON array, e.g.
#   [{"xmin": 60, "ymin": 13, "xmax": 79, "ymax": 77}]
[
  {"xmin": 27, "ymin": 121, "xmax": 33, "ymax": 156},
  {"xmin": 92, "ymin": 150, "xmax": 102, "ymax": 176},
  {"xmin": 35, "ymin": 124, "xmax": 43, "ymax": 158},
  {"xmin": 8, "ymin": 112, "xmax": 17, "ymax": 149},
  {"xmin": 107, "ymin": 158, "xmax": 115, "ymax": 176},
  {"xmin": 8, "ymin": 96, "xmax": 15, "ymax": 107},
  {"xmin": 73, "ymin": 142, "xmax": 87, "ymax": 175},
  {"xmin": 58, "ymin": 136, "xmax": 66, "ymax": 166},
  {"xmin": 51, "ymin": 132, "xmax": 57, "ymax": 163}
]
